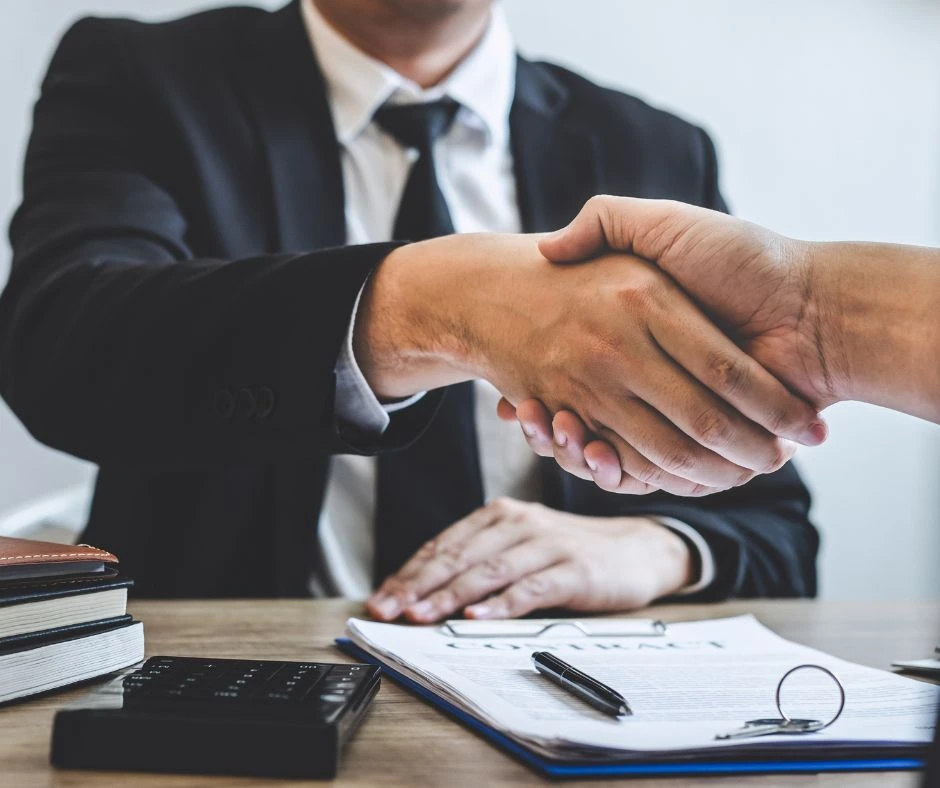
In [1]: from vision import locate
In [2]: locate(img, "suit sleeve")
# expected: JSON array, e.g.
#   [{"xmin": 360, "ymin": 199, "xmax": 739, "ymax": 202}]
[
  {"xmin": 698, "ymin": 126, "xmax": 729, "ymax": 213},
  {"xmin": 0, "ymin": 18, "xmax": 437, "ymax": 468},
  {"xmin": 630, "ymin": 463, "xmax": 818, "ymax": 599}
]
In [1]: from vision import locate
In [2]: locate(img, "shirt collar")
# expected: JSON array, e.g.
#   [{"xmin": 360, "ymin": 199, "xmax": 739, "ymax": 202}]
[{"xmin": 302, "ymin": 0, "xmax": 516, "ymax": 147}]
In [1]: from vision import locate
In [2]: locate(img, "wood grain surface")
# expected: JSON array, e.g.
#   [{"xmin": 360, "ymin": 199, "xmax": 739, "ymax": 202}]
[{"xmin": 1, "ymin": 598, "xmax": 936, "ymax": 787}]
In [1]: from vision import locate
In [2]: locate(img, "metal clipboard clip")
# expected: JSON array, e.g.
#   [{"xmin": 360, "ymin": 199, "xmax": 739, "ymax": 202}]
[{"xmin": 439, "ymin": 618, "xmax": 667, "ymax": 638}]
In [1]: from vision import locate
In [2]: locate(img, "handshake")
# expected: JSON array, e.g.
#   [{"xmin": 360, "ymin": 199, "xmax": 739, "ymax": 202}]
[{"xmin": 358, "ymin": 196, "xmax": 891, "ymax": 496}]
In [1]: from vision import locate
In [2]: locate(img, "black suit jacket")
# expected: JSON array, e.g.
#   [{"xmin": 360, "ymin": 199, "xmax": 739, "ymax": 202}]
[{"xmin": 0, "ymin": 1, "xmax": 818, "ymax": 599}]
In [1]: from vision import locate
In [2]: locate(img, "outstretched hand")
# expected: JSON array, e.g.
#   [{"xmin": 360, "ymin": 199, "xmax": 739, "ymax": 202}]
[{"xmin": 498, "ymin": 196, "xmax": 831, "ymax": 493}]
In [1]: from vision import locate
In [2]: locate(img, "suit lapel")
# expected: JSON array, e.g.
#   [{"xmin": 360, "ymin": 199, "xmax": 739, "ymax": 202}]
[
  {"xmin": 510, "ymin": 58, "xmax": 602, "ymax": 233},
  {"xmin": 230, "ymin": 0, "xmax": 345, "ymax": 253},
  {"xmin": 510, "ymin": 58, "xmax": 607, "ymax": 514}
]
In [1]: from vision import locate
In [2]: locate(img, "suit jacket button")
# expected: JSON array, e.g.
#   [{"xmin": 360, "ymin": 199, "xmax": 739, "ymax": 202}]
[
  {"xmin": 234, "ymin": 387, "xmax": 256, "ymax": 419},
  {"xmin": 215, "ymin": 389, "xmax": 235, "ymax": 420},
  {"xmin": 256, "ymin": 387, "xmax": 276, "ymax": 420}
]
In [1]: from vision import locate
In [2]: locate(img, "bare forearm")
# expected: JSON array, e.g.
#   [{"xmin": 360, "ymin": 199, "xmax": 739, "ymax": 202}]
[{"xmin": 809, "ymin": 241, "xmax": 940, "ymax": 422}]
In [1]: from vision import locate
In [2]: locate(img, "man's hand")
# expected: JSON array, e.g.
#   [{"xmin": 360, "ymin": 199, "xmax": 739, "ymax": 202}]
[
  {"xmin": 539, "ymin": 196, "xmax": 837, "ymax": 408},
  {"xmin": 497, "ymin": 197, "xmax": 833, "ymax": 492},
  {"xmin": 365, "ymin": 497, "xmax": 693, "ymax": 622},
  {"xmin": 358, "ymin": 233, "xmax": 821, "ymax": 494}
]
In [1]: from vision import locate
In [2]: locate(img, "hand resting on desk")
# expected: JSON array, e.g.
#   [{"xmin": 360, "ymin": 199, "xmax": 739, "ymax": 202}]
[{"xmin": 366, "ymin": 497, "xmax": 692, "ymax": 623}]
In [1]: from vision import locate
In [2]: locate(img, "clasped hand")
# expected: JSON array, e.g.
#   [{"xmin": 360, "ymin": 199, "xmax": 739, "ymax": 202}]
[
  {"xmin": 365, "ymin": 228, "xmax": 823, "ymax": 497},
  {"xmin": 496, "ymin": 196, "xmax": 832, "ymax": 493},
  {"xmin": 467, "ymin": 239, "xmax": 819, "ymax": 496}
]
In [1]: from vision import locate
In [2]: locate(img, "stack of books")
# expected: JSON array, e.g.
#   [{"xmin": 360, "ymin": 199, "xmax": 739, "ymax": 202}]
[{"xmin": 0, "ymin": 536, "xmax": 144, "ymax": 704}]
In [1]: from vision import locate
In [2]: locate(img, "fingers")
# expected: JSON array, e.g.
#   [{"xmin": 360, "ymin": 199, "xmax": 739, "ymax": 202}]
[
  {"xmin": 514, "ymin": 403, "xmax": 661, "ymax": 495},
  {"xmin": 495, "ymin": 396, "xmax": 517, "ymax": 421},
  {"xmin": 593, "ymin": 423, "xmax": 724, "ymax": 496},
  {"xmin": 583, "ymin": 438, "xmax": 623, "ymax": 487},
  {"xmin": 623, "ymin": 327, "xmax": 798, "ymax": 476},
  {"xmin": 401, "ymin": 517, "xmax": 529, "ymax": 609},
  {"xmin": 550, "ymin": 411, "xmax": 594, "ymax": 481},
  {"xmin": 513, "ymin": 401, "xmax": 732, "ymax": 496},
  {"xmin": 597, "ymin": 395, "xmax": 754, "ymax": 489},
  {"xmin": 515, "ymin": 399, "xmax": 554, "ymax": 457},
  {"xmin": 649, "ymin": 290, "xmax": 823, "ymax": 448},
  {"xmin": 511, "ymin": 400, "xmax": 729, "ymax": 495},
  {"xmin": 366, "ymin": 504, "xmax": 504, "ymax": 620},
  {"xmin": 465, "ymin": 563, "xmax": 583, "ymax": 620},
  {"xmin": 403, "ymin": 542, "xmax": 562, "ymax": 624}
]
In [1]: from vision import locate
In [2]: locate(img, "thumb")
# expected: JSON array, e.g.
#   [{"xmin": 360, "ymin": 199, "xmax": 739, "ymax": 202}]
[
  {"xmin": 538, "ymin": 195, "xmax": 618, "ymax": 263},
  {"xmin": 539, "ymin": 195, "xmax": 718, "ymax": 266}
]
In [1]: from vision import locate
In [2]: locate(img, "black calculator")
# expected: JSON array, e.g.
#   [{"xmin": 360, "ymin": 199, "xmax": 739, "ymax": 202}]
[{"xmin": 51, "ymin": 656, "xmax": 381, "ymax": 779}]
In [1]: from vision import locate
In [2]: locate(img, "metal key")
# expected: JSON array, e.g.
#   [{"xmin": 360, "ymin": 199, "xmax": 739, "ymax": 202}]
[{"xmin": 716, "ymin": 717, "xmax": 825, "ymax": 740}]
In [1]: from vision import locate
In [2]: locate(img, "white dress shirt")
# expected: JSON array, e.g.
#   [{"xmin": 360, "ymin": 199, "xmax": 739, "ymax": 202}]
[{"xmin": 301, "ymin": 0, "xmax": 714, "ymax": 599}]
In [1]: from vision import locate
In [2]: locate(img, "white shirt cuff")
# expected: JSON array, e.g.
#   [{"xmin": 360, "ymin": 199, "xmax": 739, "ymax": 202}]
[
  {"xmin": 334, "ymin": 282, "xmax": 426, "ymax": 436},
  {"xmin": 650, "ymin": 516, "xmax": 716, "ymax": 595}
]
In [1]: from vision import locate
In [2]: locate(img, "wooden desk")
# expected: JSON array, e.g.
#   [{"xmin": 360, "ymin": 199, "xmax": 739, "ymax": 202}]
[{"xmin": 1, "ymin": 599, "xmax": 936, "ymax": 787}]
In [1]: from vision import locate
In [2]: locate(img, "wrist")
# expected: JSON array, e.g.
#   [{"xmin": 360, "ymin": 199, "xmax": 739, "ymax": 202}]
[
  {"xmin": 353, "ymin": 239, "xmax": 481, "ymax": 398},
  {"xmin": 802, "ymin": 241, "xmax": 940, "ymax": 417},
  {"xmin": 638, "ymin": 518, "xmax": 694, "ymax": 598},
  {"xmin": 790, "ymin": 239, "xmax": 850, "ymax": 406}
]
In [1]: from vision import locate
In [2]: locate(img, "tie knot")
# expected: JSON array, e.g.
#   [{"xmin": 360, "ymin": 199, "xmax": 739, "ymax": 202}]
[{"xmin": 373, "ymin": 98, "xmax": 460, "ymax": 152}]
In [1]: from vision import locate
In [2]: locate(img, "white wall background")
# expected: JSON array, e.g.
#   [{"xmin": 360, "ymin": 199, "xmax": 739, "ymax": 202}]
[{"xmin": 1, "ymin": 0, "xmax": 938, "ymax": 598}]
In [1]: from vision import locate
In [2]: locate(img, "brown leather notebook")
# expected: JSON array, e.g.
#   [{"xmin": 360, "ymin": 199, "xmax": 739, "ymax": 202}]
[{"xmin": 0, "ymin": 537, "xmax": 117, "ymax": 584}]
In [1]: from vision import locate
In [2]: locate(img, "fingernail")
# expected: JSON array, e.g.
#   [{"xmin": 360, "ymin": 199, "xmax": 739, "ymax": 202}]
[
  {"xmin": 407, "ymin": 600, "xmax": 435, "ymax": 620},
  {"xmin": 553, "ymin": 429, "xmax": 567, "ymax": 448},
  {"xmin": 799, "ymin": 420, "xmax": 828, "ymax": 446},
  {"xmin": 586, "ymin": 458, "xmax": 598, "ymax": 472},
  {"xmin": 374, "ymin": 596, "xmax": 401, "ymax": 620},
  {"xmin": 521, "ymin": 421, "xmax": 537, "ymax": 438},
  {"xmin": 466, "ymin": 602, "xmax": 506, "ymax": 619}
]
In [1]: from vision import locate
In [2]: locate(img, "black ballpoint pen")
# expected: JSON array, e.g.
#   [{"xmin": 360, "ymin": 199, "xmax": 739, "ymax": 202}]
[{"xmin": 531, "ymin": 651, "xmax": 632, "ymax": 718}]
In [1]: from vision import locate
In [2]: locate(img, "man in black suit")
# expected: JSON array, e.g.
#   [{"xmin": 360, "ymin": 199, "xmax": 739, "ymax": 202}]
[{"xmin": 0, "ymin": 0, "xmax": 819, "ymax": 616}]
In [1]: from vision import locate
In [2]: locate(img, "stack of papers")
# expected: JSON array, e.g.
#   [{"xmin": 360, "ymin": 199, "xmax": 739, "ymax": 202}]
[{"xmin": 345, "ymin": 615, "xmax": 938, "ymax": 764}]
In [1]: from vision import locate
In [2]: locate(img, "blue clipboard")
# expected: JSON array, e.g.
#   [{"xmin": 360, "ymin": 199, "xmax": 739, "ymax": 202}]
[{"xmin": 335, "ymin": 638, "xmax": 925, "ymax": 778}]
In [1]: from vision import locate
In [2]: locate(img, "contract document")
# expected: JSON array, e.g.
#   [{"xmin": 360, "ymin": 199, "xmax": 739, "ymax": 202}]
[{"xmin": 344, "ymin": 615, "xmax": 938, "ymax": 763}]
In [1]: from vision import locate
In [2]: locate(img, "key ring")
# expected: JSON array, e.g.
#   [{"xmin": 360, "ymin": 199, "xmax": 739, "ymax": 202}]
[{"xmin": 775, "ymin": 664, "xmax": 846, "ymax": 731}]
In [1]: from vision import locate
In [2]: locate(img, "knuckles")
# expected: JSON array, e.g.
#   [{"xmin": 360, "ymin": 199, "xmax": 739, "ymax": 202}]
[
  {"xmin": 762, "ymin": 443, "xmax": 790, "ymax": 474},
  {"xmin": 689, "ymin": 408, "xmax": 734, "ymax": 449},
  {"xmin": 433, "ymin": 545, "xmax": 469, "ymax": 574},
  {"xmin": 613, "ymin": 277, "xmax": 662, "ymax": 316},
  {"xmin": 486, "ymin": 496, "xmax": 517, "ymax": 517},
  {"xmin": 486, "ymin": 497, "xmax": 544, "ymax": 526},
  {"xmin": 478, "ymin": 556, "xmax": 511, "ymax": 582},
  {"xmin": 632, "ymin": 459, "xmax": 669, "ymax": 486},
  {"xmin": 659, "ymin": 446, "xmax": 695, "ymax": 475},
  {"xmin": 706, "ymin": 351, "xmax": 751, "ymax": 398},
  {"xmin": 519, "ymin": 575, "xmax": 554, "ymax": 597},
  {"xmin": 765, "ymin": 407, "xmax": 797, "ymax": 438}
]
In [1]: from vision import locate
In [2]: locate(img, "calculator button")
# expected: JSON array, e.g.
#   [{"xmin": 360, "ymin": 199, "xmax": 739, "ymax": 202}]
[{"xmin": 258, "ymin": 691, "xmax": 292, "ymax": 702}]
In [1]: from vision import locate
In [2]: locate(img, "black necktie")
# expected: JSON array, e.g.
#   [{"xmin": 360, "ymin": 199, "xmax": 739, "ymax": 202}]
[{"xmin": 372, "ymin": 100, "xmax": 484, "ymax": 585}]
